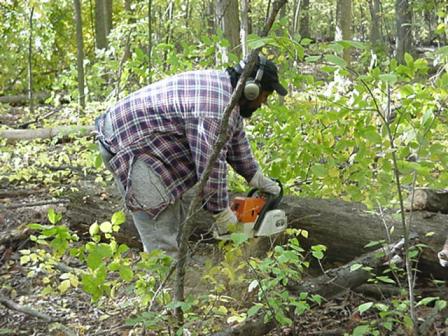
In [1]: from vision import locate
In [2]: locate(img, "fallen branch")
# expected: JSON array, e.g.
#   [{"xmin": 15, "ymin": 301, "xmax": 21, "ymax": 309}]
[
  {"xmin": 0, "ymin": 295, "xmax": 56, "ymax": 321},
  {"xmin": 0, "ymin": 92, "xmax": 50, "ymax": 104},
  {"xmin": 0, "ymin": 125, "xmax": 94, "ymax": 141},
  {"xmin": 1, "ymin": 199, "xmax": 69, "ymax": 210}
]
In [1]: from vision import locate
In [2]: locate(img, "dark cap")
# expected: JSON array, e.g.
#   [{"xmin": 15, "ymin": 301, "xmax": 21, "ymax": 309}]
[
  {"xmin": 235, "ymin": 55, "xmax": 288, "ymax": 96},
  {"xmin": 260, "ymin": 59, "xmax": 288, "ymax": 96}
]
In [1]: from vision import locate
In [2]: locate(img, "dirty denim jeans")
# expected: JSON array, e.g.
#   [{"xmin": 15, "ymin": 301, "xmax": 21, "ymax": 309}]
[{"xmin": 97, "ymin": 115, "xmax": 188, "ymax": 258}]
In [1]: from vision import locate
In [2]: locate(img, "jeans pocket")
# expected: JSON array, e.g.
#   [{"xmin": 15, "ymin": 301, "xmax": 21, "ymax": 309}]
[{"xmin": 130, "ymin": 159, "xmax": 170, "ymax": 209}]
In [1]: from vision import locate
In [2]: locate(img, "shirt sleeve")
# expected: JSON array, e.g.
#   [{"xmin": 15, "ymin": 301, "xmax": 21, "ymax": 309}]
[
  {"xmin": 226, "ymin": 117, "xmax": 259, "ymax": 182},
  {"xmin": 185, "ymin": 117, "xmax": 229, "ymax": 213}
]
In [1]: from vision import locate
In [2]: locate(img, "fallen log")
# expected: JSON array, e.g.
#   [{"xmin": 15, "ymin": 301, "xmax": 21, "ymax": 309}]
[
  {"xmin": 62, "ymin": 189, "xmax": 448, "ymax": 280},
  {"xmin": 0, "ymin": 295, "xmax": 55, "ymax": 321},
  {"xmin": 0, "ymin": 125, "xmax": 94, "ymax": 141},
  {"xmin": 271, "ymin": 196, "xmax": 448, "ymax": 280},
  {"xmin": 0, "ymin": 92, "xmax": 50, "ymax": 105},
  {"xmin": 407, "ymin": 188, "xmax": 448, "ymax": 214}
]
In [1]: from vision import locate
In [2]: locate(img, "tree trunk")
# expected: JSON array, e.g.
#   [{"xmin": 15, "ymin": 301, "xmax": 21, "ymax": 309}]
[
  {"xmin": 240, "ymin": 0, "xmax": 250, "ymax": 57},
  {"xmin": 395, "ymin": 0, "xmax": 412, "ymax": 63},
  {"xmin": 368, "ymin": 0, "xmax": 382, "ymax": 49},
  {"xmin": 57, "ymin": 189, "xmax": 448, "ymax": 281},
  {"xmin": 299, "ymin": 0, "xmax": 310, "ymax": 39},
  {"xmin": 27, "ymin": 7, "xmax": 35, "ymax": 115},
  {"xmin": 0, "ymin": 125, "xmax": 94, "ymax": 141},
  {"xmin": 148, "ymin": 0, "xmax": 153, "ymax": 84},
  {"xmin": 95, "ymin": 0, "xmax": 113, "ymax": 49},
  {"xmin": 73, "ymin": 0, "xmax": 86, "ymax": 109},
  {"xmin": 335, "ymin": 0, "xmax": 352, "ymax": 64},
  {"xmin": 216, "ymin": 0, "xmax": 242, "ymax": 62}
]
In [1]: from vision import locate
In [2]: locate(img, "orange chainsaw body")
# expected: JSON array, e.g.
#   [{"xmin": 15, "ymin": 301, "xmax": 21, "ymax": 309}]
[{"xmin": 231, "ymin": 196, "xmax": 266, "ymax": 223}]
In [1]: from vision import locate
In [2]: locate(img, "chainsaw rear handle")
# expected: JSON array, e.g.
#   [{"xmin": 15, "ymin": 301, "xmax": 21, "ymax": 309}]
[
  {"xmin": 247, "ymin": 179, "xmax": 283, "ymax": 232},
  {"xmin": 247, "ymin": 178, "xmax": 283, "ymax": 202}
]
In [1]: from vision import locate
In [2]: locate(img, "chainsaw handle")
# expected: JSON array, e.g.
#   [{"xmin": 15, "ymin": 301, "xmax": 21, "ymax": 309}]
[{"xmin": 247, "ymin": 178, "xmax": 283, "ymax": 201}]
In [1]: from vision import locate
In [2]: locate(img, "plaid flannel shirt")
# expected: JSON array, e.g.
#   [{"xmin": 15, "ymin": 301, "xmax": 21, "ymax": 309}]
[{"xmin": 95, "ymin": 70, "xmax": 259, "ymax": 218}]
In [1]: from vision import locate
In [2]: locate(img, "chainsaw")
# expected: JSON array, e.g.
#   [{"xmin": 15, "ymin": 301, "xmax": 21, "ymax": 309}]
[{"xmin": 214, "ymin": 180, "xmax": 288, "ymax": 240}]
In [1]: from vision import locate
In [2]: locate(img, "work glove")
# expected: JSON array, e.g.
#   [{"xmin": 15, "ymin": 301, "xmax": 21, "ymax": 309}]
[
  {"xmin": 213, "ymin": 206, "xmax": 238, "ymax": 235},
  {"xmin": 249, "ymin": 170, "xmax": 281, "ymax": 195}
]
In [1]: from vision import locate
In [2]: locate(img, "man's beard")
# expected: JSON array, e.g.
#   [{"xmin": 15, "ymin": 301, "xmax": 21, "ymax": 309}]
[{"xmin": 239, "ymin": 102, "xmax": 257, "ymax": 118}]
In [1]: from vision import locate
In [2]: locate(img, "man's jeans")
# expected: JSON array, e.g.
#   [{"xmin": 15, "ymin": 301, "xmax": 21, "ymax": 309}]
[{"xmin": 97, "ymin": 120, "xmax": 188, "ymax": 258}]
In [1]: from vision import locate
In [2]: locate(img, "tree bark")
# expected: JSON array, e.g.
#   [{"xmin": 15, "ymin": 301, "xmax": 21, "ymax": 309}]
[
  {"xmin": 216, "ymin": 0, "xmax": 242, "ymax": 62},
  {"xmin": 368, "ymin": 0, "xmax": 382, "ymax": 48},
  {"xmin": 73, "ymin": 0, "xmax": 86, "ymax": 109},
  {"xmin": 395, "ymin": 0, "xmax": 413, "ymax": 63},
  {"xmin": 95, "ymin": 0, "xmax": 112, "ymax": 49},
  {"xmin": 27, "ymin": 7, "xmax": 35, "ymax": 115},
  {"xmin": 0, "ymin": 125, "xmax": 94, "ymax": 141},
  {"xmin": 406, "ymin": 188, "xmax": 448, "ymax": 214},
  {"xmin": 299, "ymin": 0, "xmax": 310, "ymax": 39},
  {"xmin": 240, "ymin": 0, "xmax": 250, "ymax": 57},
  {"xmin": 335, "ymin": 0, "xmax": 352, "ymax": 64}
]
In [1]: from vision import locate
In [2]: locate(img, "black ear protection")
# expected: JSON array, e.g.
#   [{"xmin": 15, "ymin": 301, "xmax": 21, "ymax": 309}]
[{"xmin": 237, "ymin": 55, "xmax": 267, "ymax": 101}]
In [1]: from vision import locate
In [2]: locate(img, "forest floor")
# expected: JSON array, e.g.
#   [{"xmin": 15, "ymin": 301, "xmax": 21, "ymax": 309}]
[
  {"xmin": 1, "ymin": 104, "xmax": 447, "ymax": 335},
  {"xmin": 1, "ymin": 183, "xmax": 447, "ymax": 335}
]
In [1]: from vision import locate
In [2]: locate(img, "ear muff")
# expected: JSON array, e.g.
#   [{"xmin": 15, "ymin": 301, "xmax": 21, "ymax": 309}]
[{"xmin": 241, "ymin": 55, "xmax": 267, "ymax": 101}]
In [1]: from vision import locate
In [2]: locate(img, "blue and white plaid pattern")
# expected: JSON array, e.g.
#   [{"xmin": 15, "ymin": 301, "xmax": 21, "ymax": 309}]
[{"xmin": 96, "ymin": 70, "xmax": 259, "ymax": 217}]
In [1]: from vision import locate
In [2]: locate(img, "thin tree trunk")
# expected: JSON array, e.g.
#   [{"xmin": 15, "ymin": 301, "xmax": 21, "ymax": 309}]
[
  {"xmin": 299, "ymin": 0, "xmax": 310, "ymax": 39},
  {"xmin": 368, "ymin": 0, "xmax": 382, "ymax": 49},
  {"xmin": 73, "ymin": 0, "xmax": 86, "ymax": 109},
  {"xmin": 174, "ymin": 0, "xmax": 287, "ymax": 325},
  {"xmin": 216, "ymin": 0, "xmax": 242, "ymax": 62},
  {"xmin": 95, "ymin": 0, "xmax": 112, "ymax": 49},
  {"xmin": 335, "ymin": 0, "xmax": 352, "ymax": 64},
  {"xmin": 27, "ymin": 7, "xmax": 34, "ymax": 115},
  {"xmin": 240, "ymin": 0, "xmax": 249, "ymax": 57},
  {"xmin": 162, "ymin": 0, "xmax": 174, "ymax": 71},
  {"xmin": 148, "ymin": 0, "xmax": 153, "ymax": 84},
  {"xmin": 115, "ymin": 0, "xmax": 132, "ymax": 100},
  {"xmin": 395, "ymin": 0, "xmax": 413, "ymax": 63}
]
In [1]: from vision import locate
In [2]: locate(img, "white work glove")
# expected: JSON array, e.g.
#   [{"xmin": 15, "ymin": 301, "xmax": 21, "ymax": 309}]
[
  {"xmin": 213, "ymin": 207, "xmax": 238, "ymax": 235},
  {"xmin": 249, "ymin": 170, "xmax": 281, "ymax": 195}
]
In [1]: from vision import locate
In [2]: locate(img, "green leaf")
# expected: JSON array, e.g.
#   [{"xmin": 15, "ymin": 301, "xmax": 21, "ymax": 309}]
[
  {"xmin": 404, "ymin": 53, "xmax": 414, "ymax": 66},
  {"xmin": 311, "ymin": 164, "xmax": 328, "ymax": 177},
  {"xmin": 247, "ymin": 304, "xmax": 262, "ymax": 318},
  {"xmin": 100, "ymin": 221, "xmax": 112, "ymax": 233},
  {"xmin": 58, "ymin": 279, "xmax": 71, "ymax": 293},
  {"xmin": 352, "ymin": 325, "xmax": 370, "ymax": 336},
  {"xmin": 230, "ymin": 232, "xmax": 249, "ymax": 246},
  {"xmin": 305, "ymin": 55, "xmax": 321, "ymax": 63},
  {"xmin": 358, "ymin": 302, "xmax": 373, "ymax": 314},
  {"xmin": 89, "ymin": 223, "xmax": 100, "ymax": 236},
  {"xmin": 376, "ymin": 276, "xmax": 396, "ymax": 284},
  {"xmin": 350, "ymin": 263, "xmax": 363, "ymax": 272},
  {"xmin": 119, "ymin": 265, "xmax": 134, "ymax": 282},
  {"xmin": 416, "ymin": 297, "xmax": 438, "ymax": 307},
  {"xmin": 28, "ymin": 223, "xmax": 44, "ymax": 230},
  {"xmin": 48, "ymin": 208, "xmax": 62, "ymax": 224},
  {"xmin": 111, "ymin": 211, "xmax": 126, "ymax": 226},
  {"xmin": 379, "ymin": 74, "xmax": 398, "ymax": 85},
  {"xmin": 324, "ymin": 54, "xmax": 347, "ymax": 67}
]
